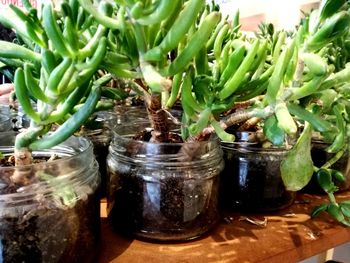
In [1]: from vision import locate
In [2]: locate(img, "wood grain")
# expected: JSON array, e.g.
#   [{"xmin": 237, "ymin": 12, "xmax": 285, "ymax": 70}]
[{"xmin": 98, "ymin": 192, "xmax": 350, "ymax": 263}]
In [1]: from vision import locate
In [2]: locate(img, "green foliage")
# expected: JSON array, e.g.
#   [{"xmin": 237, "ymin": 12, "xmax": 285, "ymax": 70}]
[
  {"xmin": 280, "ymin": 123, "xmax": 314, "ymax": 191},
  {"xmin": 0, "ymin": 0, "xmax": 120, "ymax": 152}
]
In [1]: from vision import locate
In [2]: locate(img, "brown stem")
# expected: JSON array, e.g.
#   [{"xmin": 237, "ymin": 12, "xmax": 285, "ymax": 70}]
[
  {"xmin": 146, "ymin": 94, "xmax": 170, "ymax": 142},
  {"xmin": 224, "ymin": 95, "xmax": 264, "ymax": 116},
  {"xmin": 222, "ymin": 109, "xmax": 255, "ymax": 129},
  {"xmin": 238, "ymin": 117, "xmax": 261, "ymax": 131}
]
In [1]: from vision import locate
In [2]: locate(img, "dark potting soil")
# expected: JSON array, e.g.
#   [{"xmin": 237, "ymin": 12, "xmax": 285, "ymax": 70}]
[
  {"xmin": 108, "ymin": 131, "xmax": 219, "ymax": 241},
  {"xmin": 0, "ymin": 192, "xmax": 100, "ymax": 263},
  {"xmin": 0, "ymin": 156, "xmax": 100, "ymax": 263},
  {"xmin": 108, "ymin": 169, "xmax": 219, "ymax": 241},
  {"xmin": 220, "ymin": 146, "xmax": 295, "ymax": 212}
]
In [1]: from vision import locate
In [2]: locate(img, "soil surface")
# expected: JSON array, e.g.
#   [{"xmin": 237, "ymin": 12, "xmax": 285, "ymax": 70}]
[{"xmin": 0, "ymin": 194, "xmax": 100, "ymax": 263}]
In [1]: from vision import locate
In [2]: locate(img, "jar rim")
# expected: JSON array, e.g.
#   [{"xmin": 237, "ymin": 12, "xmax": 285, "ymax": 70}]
[
  {"xmin": 0, "ymin": 133, "xmax": 98, "ymax": 203},
  {"xmin": 221, "ymin": 141, "xmax": 289, "ymax": 153},
  {"xmin": 0, "ymin": 132, "xmax": 93, "ymax": 169},
  {"xmin": 110, "ymin": 132, "xmax": 223, "ymax": 168}
]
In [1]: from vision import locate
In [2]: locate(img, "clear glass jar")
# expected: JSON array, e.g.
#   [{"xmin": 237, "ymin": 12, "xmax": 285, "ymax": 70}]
[
  {"xmin": 220, "ymin": 141, "xmax": 295, "ymax": 212},
  {"xmin": 80, "ymin": 111, "xmax": 117, "ymax": 197},
  {"xmin": 114, "ymin": 105, "xmax": 148, "ymax": 124},
  {"xmin": 107, "ymin": 122, "xmax": 224, "ymax": 241},
  {"xmin": 0, "ymin": 132, "xmax": 100, "ymax": 263},
  {"xmin": 0, "ymin": 110, "xmax": 11, "ymax": 131}
]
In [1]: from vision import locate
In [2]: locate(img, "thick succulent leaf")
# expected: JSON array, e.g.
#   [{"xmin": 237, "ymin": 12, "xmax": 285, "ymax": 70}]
[
  {"xmin": 328, "ymin": 203, "xmax": 345, "ymax": 222},
  {"xmin": 263, "ymin": 115, "xmax": 285, "ymax": 146},
  {"xmin": 340, "ymin": 203, "xmax": 350, "ymax": 218},
  {"xmin": 281, "ymin": 123, "xmax": 314, "ymax": 191},
  {"xmin": 319, "ymin": 0, "xmax": 347, "ymax": 22},
  {"xmin": 311, "ymin": 204, "xmax": 328, "ymax": 217}
]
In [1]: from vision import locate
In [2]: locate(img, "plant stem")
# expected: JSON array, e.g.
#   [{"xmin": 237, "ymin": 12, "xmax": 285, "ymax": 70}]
[{"xmin": 146, "ymin": 94, "xmax": 170, "ymax": 142}]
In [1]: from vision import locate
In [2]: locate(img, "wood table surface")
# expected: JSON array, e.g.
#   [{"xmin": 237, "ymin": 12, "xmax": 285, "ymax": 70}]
[{"xmin": 97, "ymin": 192, "xmax": 350, "ymax": 263}]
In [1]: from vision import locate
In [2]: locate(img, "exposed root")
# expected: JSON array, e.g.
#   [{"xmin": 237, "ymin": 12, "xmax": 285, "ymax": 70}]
[{"xmin": 11, "ymin": 148, "xmax": 33, "ymax": 185}]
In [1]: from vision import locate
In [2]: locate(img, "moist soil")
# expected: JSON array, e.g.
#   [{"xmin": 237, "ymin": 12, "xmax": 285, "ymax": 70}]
[
  {"xmin": 108, "ymin": 131, "xmax": 219, "ymax": 241},
  {"xmin": 0, "ymin": 157, "xmax": 100, "ymax": 263}
]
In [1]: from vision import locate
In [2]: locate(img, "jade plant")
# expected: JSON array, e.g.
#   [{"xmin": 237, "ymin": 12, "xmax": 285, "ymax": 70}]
[
  {"xmin": 76, "ymin": 0, "xmax": 350, "ymax": 225},
  {"xmin": 0, "ymin": 0, "xmax": 125, "ymax": 183}
]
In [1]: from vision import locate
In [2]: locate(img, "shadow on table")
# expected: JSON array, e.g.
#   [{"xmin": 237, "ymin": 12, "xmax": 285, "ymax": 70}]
[
  {"xmin": 98, "ymin": 218, "xmax": 134, "ymax": 263},
  {"xmin": 209, "ymin": 193, "xmax": 333, "ymax": 245}
]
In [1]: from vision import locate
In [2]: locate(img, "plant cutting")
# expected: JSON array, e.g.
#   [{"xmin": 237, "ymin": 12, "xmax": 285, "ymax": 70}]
[{"xmin": 0, "ymin": 0, "xmax": 119, "ymax": 261}]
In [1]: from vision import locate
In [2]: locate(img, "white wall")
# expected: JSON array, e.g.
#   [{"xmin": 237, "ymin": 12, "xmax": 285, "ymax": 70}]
[{"xmin": 211, "ymin": 0, "xmax": 320, "ymax": 30}]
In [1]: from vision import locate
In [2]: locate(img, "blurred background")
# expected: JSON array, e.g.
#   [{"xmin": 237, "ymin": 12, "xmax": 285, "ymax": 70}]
[{"xmin": 209, "ymin": 0, "xmax": 320, "ymax": 31}]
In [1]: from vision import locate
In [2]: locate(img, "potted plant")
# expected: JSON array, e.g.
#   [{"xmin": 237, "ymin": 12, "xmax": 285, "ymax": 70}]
[
  {"xmin": 79, "ymin": 0, "xmax": 350, "ymax": 233},
  {"xmin": 218, "ymin": 1, "xmax": 350, "ymax": 220},
  {"xmin": 0, "ymin": 0, "xmax": 115, "ymax": 261},
  {"xmin": 78, "ymin": 0, "xmax": 227, "ymax": 241}
]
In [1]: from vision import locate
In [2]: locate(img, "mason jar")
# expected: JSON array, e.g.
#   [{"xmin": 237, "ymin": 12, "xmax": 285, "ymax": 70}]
[
  {"xmin": 220, "ymin": 141, "xmax": 295, "ymax": 212},
  {"xmin": 0, "ymin": 132, "xmax": 100, "ymax": 263},
  {"xmin": 107, "ymin": 122, "xmax": 224, "ymax": 241}
]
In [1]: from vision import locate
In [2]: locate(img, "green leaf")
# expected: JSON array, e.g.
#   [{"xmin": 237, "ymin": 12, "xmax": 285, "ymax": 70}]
[
  {"xmin": 316, "ymin": 168, "xmax": 338, "ymax": 193},
  {"xmin": 331, "ymin": 169, "xmax": 346, "ymax": 183},
  {"xmin": 340, "ymin": 203, "xmax": 350, "ymax": 218},
  {"xmin": 280, "ymin": 123, "xmax": 314, "ymax": 191},
  {"xmin": 319, "ymin": 0, "xmax": 347, "ymax": 22},
  {"xmin": 263, "ymin": 115, "xmax": 285, "ymax": 146},
  {"xmin": 306, "ymin": 11, "xmax": 350, "ymax": 51},
  {"xmin": 317, "ymin": 89, "xmax": 338, "ymax": 114},
  {"xmin": 287, "ymin": 103, "xmax": 333, "ymax": 133},
  {"xmin": 327, "ymin": 203, "xmax": 345, "ymax": 222},
  {"xmin": 311, "ymin": 203, "xmax": 328, "ymax": 217}
]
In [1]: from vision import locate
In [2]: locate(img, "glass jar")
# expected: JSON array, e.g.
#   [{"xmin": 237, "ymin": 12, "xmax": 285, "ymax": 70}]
[
  {"xmin": 107, "ymin": 122, "xmax": 224, "ymax": 241},
  {"xmin": 303, "ymin": 140, "xmax": 350, "ymax": 194},
  {"xmin": 0, "ymin": 107, "xmax": 12, "ymax": 131},
  {"xmin": 114, "ymin": 105, "xmax": 148, "ymax": 124},
  {"xmin": 220, "ymin": 142, "xmax": 295, "ymax": 212},
  {"xmin": 0, "ymin": 132, "xmax": 100, "ymax": 263},
  {"xmin": 80, "ymin": 111, "xmax": 117, "ymax": 197}
]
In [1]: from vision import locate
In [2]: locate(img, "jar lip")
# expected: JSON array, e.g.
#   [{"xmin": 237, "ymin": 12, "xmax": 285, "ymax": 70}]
[
  {"xmin": 110, "ymin": 133, "xmax": 223, "ymax": 167},
  {"xmin": 112, "ymin": 129, "xmax": 219, "ymax": 147},
  {"xmin": 221, "ymin": 141, "xmax": 289, "ymax": 153},
  {"xmin": 0, "ymin": 134, "xmax": 98, "ymax": 203},
  {"xmin": 0, "ymin": 132, "xmax": 93, "ymax": 169}
]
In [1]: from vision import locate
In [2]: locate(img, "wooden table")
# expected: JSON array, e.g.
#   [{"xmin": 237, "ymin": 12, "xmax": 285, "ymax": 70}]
[{"xmin": 98, "ymin": 192, "xmax": 350, "ymax": 263}]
